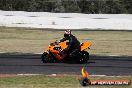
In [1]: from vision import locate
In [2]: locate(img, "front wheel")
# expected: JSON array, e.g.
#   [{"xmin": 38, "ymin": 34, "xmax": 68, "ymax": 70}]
[
  {"xmin": 41, "ymin": 52, "xmax": 57, "ymax": 63},
  {"xmin": 79, "ymin": 51, "xmax": 89, "ymax": 63},
  {"xmin": 41, "ymin": 52, "xmax": 50, "ymax": 63}
]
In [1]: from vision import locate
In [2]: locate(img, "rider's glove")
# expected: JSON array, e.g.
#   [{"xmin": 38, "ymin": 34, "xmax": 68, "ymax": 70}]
[{"xmin": 55, "ymin": 40, "xmax": 60, "ymax": 44}]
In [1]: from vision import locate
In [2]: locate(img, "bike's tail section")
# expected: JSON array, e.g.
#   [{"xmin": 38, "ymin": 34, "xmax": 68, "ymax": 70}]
[{"xmin": 80, "ymin": 41, "xmax": 92, "ymax": 51}]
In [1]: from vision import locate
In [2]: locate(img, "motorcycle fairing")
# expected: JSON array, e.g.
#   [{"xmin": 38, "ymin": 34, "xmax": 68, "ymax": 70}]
[{"xmin": 80, "ymin": 42, "xmax": 92, "ymax": 51}]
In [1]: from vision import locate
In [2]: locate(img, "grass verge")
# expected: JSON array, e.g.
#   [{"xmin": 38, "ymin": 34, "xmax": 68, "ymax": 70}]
[
  {"xmin": 0, "ymin": 27, "xmax": 132, "ymax": 56},
  {"xmin": 0, "ymin": 75, "xmax": 131, "ymax": 88}
]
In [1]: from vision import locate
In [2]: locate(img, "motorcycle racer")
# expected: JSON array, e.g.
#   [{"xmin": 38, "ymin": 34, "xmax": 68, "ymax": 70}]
[
  {"xmin": 57, "ymin": 30, "xmax": 80, "ymax": 55},
  {"xmin": 41, "ymin": 30, "xmax": 91, "ymax": 63}
]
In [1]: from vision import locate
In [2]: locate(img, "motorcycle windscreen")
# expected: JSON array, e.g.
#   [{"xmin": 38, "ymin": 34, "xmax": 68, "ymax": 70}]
[{"xmin": 80, "ymin": 41, "xmax": 92, "ymax": 51}]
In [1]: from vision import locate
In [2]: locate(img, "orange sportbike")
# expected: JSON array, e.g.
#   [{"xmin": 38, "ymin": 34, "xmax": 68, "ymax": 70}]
[{"xmin": 41, "ymin": 40, "xmax": 92, "ymax": 63}]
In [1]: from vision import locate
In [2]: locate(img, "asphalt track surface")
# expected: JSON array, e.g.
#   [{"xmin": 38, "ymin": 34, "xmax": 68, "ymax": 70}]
[{"xmin": 0, "ymin": 53, "xmax": 132, "ymax": 76}]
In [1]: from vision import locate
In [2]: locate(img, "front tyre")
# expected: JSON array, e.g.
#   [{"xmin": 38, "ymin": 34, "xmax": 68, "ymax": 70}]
[
  {"xmin": 41, "ymin": 52, "xmax": 57, "ymax": 63},
  {"xmin": 41, "ymin": 52, "xmax": 49, "ymax": 63}
]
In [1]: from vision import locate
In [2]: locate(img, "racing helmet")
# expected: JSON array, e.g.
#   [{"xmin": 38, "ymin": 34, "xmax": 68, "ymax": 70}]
[{"xmin": 64, "ymin": 30, "xmax": 71, "ymax": 38}]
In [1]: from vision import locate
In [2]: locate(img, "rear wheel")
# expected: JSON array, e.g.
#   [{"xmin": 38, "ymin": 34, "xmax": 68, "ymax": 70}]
[{"xmin": 78, "ymin": 51, "xmax": 89, "ymax": 63}]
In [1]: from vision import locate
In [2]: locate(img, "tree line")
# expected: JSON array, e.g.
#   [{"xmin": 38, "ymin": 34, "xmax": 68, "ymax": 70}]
[{"xmin": 0, "ymin": 0, "xmax": 132, "ymax": 14}]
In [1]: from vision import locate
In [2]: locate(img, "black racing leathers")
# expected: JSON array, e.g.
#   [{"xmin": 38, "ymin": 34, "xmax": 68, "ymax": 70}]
[{"xmin": 59, "ymin": 34, "xmax": 80, "ymax": 54}]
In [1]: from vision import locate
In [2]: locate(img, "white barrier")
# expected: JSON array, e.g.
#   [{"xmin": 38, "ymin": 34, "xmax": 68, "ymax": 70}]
[{"xmin": 0, "ymin": 10, "xmax": 132, "ymax": 30}]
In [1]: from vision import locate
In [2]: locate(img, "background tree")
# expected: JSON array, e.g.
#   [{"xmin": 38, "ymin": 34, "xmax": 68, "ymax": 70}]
[
  {"xmin": 27, "ymin": 0, "xmax": 38, "ymax": 12},
  {"xmin": 123, "ymin": 0, "xmax": 132, "ymax": 13},
  {"xmin": 54, "ymin": 0, "xmax": 65, "ymax": 13},
  {"xmin": 0, "ymin": 0, "xmax": 132, "ymax": 14},
  {"xmin": 62, "ymin": 0, "xmax": 81, "ymax": 13}
]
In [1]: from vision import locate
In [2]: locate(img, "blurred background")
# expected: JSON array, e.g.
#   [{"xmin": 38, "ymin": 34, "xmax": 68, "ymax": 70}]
[{"xmin": 0, "ymin": 0, "xmax": 132, "ymax": 14}]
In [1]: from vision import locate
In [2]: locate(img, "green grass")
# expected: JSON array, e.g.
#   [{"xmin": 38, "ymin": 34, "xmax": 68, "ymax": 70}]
[
  {"xmin": 0, "ymin": 27, "xmax": 132, "ymax": 56},
  {"xmin": 0, "ymin": 75, "xmax": 131, "ymax": 88}
]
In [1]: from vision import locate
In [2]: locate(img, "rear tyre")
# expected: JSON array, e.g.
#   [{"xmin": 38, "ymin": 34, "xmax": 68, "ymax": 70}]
[{"xmin": 79, "ymin": 51, "xmax": 89, "ymax": 63}]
